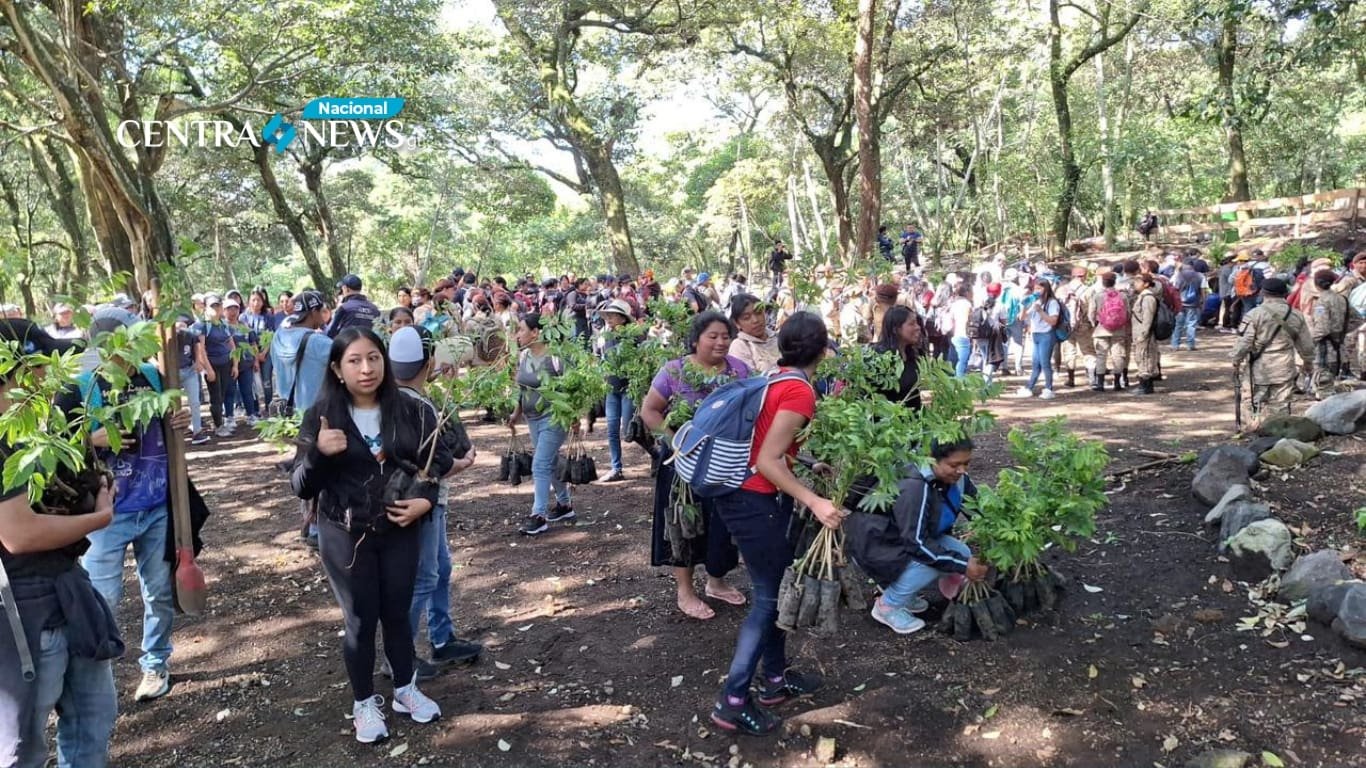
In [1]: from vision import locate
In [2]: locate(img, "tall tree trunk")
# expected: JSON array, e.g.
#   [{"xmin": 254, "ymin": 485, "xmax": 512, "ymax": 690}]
[
  {"xmin": 802, "ymin": 159, "xmax": 830, "ymax": 260},
  {"xmin": 852, "ymin": 0, "xmax": 880, "ymax": 263},
  {"xmin": 251, "ymin": 142, "xmax": 330, "ymax": 290},
  {"xmin": 1048, "ymin": 0, "xmax": 1081, "ymax": 247},
  {"xmin": 580, "ymin": 144, "xmax": 640, "ymax": 276},
  {"xmin": 1217, "ymin": 9, "xmax": 1251, "ymax": 202},
  {"xmin": 299, "ymin": 157, "xmax": 347, "ymax": 282},
  {"xmin": 27, "ymin": 138, "xmax": 93, "ymax": 292},
  {"xmin": 1095, "ymin": 53, "xmax": 1116, "ymax": 249}
]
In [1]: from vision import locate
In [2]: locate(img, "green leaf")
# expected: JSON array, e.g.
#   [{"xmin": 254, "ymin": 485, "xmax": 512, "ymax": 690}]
[{"xmin": 1261, "ymin": 752, "xmax": 1284, "ymax": 768}]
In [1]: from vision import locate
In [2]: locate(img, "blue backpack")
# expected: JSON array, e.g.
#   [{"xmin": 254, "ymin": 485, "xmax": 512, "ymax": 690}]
[
  {"xmin": 1052, "ymin": 302, "xmax": 1071, "ymax": 342},
  {"xmin": 670, "ymin": 370, "xmax": 811, "ymax": 498},
  {"xmin": 1180, "ymin": 279, "xmax": 1200, "ymax": 306}
]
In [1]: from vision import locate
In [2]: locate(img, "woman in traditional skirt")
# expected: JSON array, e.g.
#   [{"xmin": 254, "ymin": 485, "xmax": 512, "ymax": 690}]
[{"xmin": 639, "ymin": 311, "xmax": 750, "ymax": 619}]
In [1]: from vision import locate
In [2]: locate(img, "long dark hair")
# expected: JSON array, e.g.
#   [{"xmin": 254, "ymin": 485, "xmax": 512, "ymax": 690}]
[
  {"xmin": 776, "ymin": 311, "xmax": 828, "ymax": 368},
  {"xmin": 317, "ymin": 327, "xmax": 409, "ymax": 455},
  {"xmin": 875, "ymin": 305, "xmax": 918, "ymax": 356},
  {"xmin": 1033, "ymin": 278, "xmax": 1056, "ymax": 308}
]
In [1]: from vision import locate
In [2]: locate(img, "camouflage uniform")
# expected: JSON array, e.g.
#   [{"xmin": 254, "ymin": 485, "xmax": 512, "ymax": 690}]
[
  {"xmin": 1057, "ymin": 280, "xmax": 1095, "ymax": 379},
  {"xmin": 1230, "ymin": 296, "xmax": 1314, "ymax": 418},
  {"xmin": 1308, "ymin": 288, "xmax": 1348, "ymax": 381},
  {"xmin": 1130, "ymin": 286, "xmax": 1162, "ymax": 381},
  {"xmin": 1087, "ymin": 288, "xmax": 1130, "ymax": 386},
  {"xmin": 1333, "ymin": 271, "xmax": 1364, "ymax": 377}
]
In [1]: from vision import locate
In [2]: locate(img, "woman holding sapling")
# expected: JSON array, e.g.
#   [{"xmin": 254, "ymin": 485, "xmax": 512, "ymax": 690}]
[
  {"xmin": 845, "ymin": 437, "xmax": 989, "ymax": 636},
  {"xmin": 291, "ymin": 327, "xmax": 453, "ymax": 745},
  {"xmin": 507, "ymin": 312, "xmax": 576, "ymax": 536},
  {"xmin": 708, "ymin": 311, "xmax": 843, "ymax": 737},
  {"xmin": 640, "ymin": 310, "xmax": 749, "ymax": 620}
]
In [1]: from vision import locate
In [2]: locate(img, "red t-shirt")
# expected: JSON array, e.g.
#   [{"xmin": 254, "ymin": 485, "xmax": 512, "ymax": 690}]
[{"xmin": 740, "ymin": 371, "xmax": 817, "ymax": 494}]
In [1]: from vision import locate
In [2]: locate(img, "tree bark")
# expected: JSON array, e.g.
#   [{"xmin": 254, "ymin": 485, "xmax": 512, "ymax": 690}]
[
  {"xmin": 251, "ymin": 141, "xmax": 330, "ymax": 290},
  {"xmin": 852, "ymin": 0, "xmax": 880, "ymax": 264},
  {"xmin": 1095, "ymin": 53, "xmax": 1116, "ymax": 248},
  {"xmin": 579, "ymin": 144, "xmax": 639, "ymax": 276},
  {"xmin": 1217, "ymin": 9, "xmax": 1251, "ymax": 202},
  {"xmin": 299, "ymin": 155, "xmax": 348, "ymax": 281},
  {"xmin": 27, "ymin": 138, "xmax": 93, "ymax": 292}
]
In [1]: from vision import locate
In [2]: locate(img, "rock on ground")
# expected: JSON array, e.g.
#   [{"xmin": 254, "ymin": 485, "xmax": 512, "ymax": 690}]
[
  {"xmin": 1196, "ymin": 444, "xmax": 1260, "ymax": 475},
  {"xmin": 1184, "ymin": 749, "xmax": 1252, "ymax": 768},
  {"xmin": 1256, "ymin": 414, "xmax": 1324, "ymax": 443},
  {"xmin": 1304, "ymin": 389, "xmax": 1366, "ymax": 435},
  {"xmin": 1330, "ymin": 584, "xmax": 1366, "ymax": 649},
  {"xmin": 1307, "ymin": 581, "xmax": 1360, "ymax": 626},
  {"xmin": 1259, "ymin": 438, "xmax": 1321, "ymax": 468},
  {"xmin": 1218, "ymin": 500, "xmax": 1271, "ymax": 551},
  {"xmin": 1193, "ymin": 450, "xmax": 1254, "ymax": 507},
  {"xmin": 1227, "ymin": 519, "xmax": 1293, "ymax": 581},
  {"xmin": 1204, "ymin": 484, "xmax": 1251, "ymax": 525},
  {"xmin": 1279, "ymin": 550, "xmax": 1352, "ymax": 603}
]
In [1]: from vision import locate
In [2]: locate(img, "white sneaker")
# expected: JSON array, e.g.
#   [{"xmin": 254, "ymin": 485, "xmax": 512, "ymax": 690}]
[
  {"xmin": 247, "ymin": 416, "xmax": 259, "ymax": 427},
  {"xmin": 133, "ymin": 667, "xmax": 170, "ymax": 701},
  {"xmin": 393, "ymin": 679, "xmax": 441, "ymax": 723},
  {"xmin": 352, "ymin": 695, "xmax": 389, "ymax": 743},
  {"xmin": 215, "ymin": 424, "xmax": 234, "ymax": 438},
  {"xmin": 1040, "ymin": 389, "xmax": 1056, "ymax": 400},
  {"xmin": 1014, "ymin": 387, "xmax": 1033, "ymax": 398}
]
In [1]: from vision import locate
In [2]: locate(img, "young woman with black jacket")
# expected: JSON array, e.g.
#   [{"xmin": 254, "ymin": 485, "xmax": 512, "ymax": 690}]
[{"xmin": 291, "ymin": 327, "xmax": 454, "ymax": 745}]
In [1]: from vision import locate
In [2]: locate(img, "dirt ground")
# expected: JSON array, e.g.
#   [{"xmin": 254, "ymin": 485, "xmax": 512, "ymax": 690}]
[{"xmin": 99, "ymin": 329, "xmax": 1365, "ymax": 768}]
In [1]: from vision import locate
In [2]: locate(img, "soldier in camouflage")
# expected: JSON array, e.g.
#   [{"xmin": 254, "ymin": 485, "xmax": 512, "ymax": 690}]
[{"xmin": 1230, "ymin": 277, "xmax": 1314, "ymax": 422}]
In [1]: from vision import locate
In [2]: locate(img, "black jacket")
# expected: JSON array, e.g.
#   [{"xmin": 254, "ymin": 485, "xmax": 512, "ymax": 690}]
[
  {"xmin": 290, "ymin": 394, "xmax": 453, "ymax": 533},
  {"xmin": 326, "ymin": 293, "xmax": 382, "ymax": 338},
  {"xmin": 845, "ymin": 466, "xmax": 976, "ymax": 587}
]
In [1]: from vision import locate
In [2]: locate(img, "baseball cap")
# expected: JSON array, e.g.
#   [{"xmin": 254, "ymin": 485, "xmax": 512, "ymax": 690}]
[
  {"xmin": 986, "ymin": 282, "xmax": 1003, "ymax": 297},
  {"xmin": 204, "ymin": 293, "xmax": 223, "ymax": 306},
  {"xmin": 598, "ymin": 299, "xmax": 633, "ymax": 318},
  {"xmin": 337, "ymin": 274, "xmax": 363, "ymax": 291},
  {"xmin": 388, "ymin": 325, "xmax": 432, "ymax": 381},
  {"xmin": 52, "ymin": 302, "xmax": 73, "ymax": 314},
  {"xmin": 90, "ymin": 306, "xmax": 140, "ymax": 337},
  {"xmin": 697, "ymin": 271, "xmax": 711, "ymax": 284},
  {"xmin": 1261, "ymin": 277, "xmax": 1289, "ymax": 297},
  {"xmin": 288, "ymin": 290, "xmax": 325, "ymax": 321},
  {"xmin": 223, "ymin": 298, "xmax": 240, "ymax": 309},
  {"xmin": 0, "ymin": 318, "xmax": 81, "ymax": 355},
  {"xmin": 109, "ymin": 293, "xmax": 135, "ymax": 310}
]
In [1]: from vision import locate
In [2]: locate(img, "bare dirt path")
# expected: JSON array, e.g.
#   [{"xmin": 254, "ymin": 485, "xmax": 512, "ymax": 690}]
[{"xmin": 104, "ymin": 329, "xmax": 1365, "ymax": 768}]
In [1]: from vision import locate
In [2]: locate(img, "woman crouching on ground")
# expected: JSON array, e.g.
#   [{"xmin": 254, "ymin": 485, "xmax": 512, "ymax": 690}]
[
  {"xmin": 709, "ymin": 312, "xmax": 844, "ymax": 736},
  {"xmin": 845, "ymin": 437, "xmax": 989, "ymax": 635},
  {"xmin": 291, "ymin": 327, "xmax": 453, "ymax": 744},
  {"xmin": 640, "ymin": 310, "xmax": 749, "ymax": 619}
]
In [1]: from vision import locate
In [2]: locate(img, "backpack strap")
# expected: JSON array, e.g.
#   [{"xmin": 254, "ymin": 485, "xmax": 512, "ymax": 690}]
[{"xmin": 1249, "ymin": 305, "xmax": 1294, "ymax": 366}]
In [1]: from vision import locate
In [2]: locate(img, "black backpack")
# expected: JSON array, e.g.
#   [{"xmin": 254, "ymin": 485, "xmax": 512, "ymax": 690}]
[{"xmin": 970, "ymin": 305, "xmax": 997, "ymax": 340}]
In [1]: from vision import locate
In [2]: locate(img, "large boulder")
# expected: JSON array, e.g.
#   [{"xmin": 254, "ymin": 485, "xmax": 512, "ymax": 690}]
[
  {"xmin": 1226, "ymin": 519, "xmax": 1293, "ymax": 581},
  {"xmin": 1256, "ymin": 414, "xmax": 1324, "ymax": 443},
  {"xmin": 1246, "ymin": 435, "xmax": 1281, "ymax": 456},
  {"xmin": 1217, "ymin": 500, "xmax": 1271, "ymax": 550},
  {"xmin": 1259, "ymin": 438, "xmax": 1321, "ymax": 469},
  {"xmin": 1279, "ymin": 550, "xmax": 1353, "ymax": 603},
  {"xmin": 1203, "ymin": 484, "xmax": 1251, "ymax": 525},
  {"xmin": 1304, "ymin": 389, "xmax": 1366, "ymax": 435},
  {"xmin": 1196, "ymin": 445, "xmax": 1260, "ymax": 475},
  {"xmin": 1330, "ymin": 584, "xmax": 1366, "ymax": 649},
  {"xmin": 1193, "ymin": 449, "xmax": 1255, "ymax": 507},
  {"xmin": 1307, "ymin": 581, "xmax": 1359, "ymax": 625}
]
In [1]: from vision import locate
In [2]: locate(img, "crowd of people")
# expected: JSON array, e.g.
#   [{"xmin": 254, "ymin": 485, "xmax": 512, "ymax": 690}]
[{"xmin": 2, "ymin": 237, "xmax": 1365, "ymax": 762}]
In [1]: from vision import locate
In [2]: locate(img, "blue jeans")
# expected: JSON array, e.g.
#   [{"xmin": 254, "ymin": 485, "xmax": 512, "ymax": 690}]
[
  {"xmin": 1027, "ymin": 331, "xmax": 1056, "ymax": 391},
  {"xmin": 230, "ymin": 365, "xmax": 259, "ymax": 419},
  {"xmin": 951, "ymin": 337, "xmax": 972, "ymax": 378},
  {"xmin": 526, "ymin": 414, "xmax": 570, "ymax": 517},
  {"xmin": 881, "ymin": 536, "xmax": 971, "ymax": 609},
  {"xmin": 10, "ymin": 626, "xmax": 118, "ymax": 768},
  {"xmin": 604, "ymin": 391, "xmax": 635, "ymax": 473},
  {"xmin": 1172, "ymin": 307, "xmax": 1199, "ymax": 350},
  {"xmin": 82, "ymin": 505, "xmax": 174, "ymax": 673},
  {"xmin": 712, "ymin": 490, "xmax": 795, "ymax": 700},
  {"xmin": 178, "ymin": 367, "xmax": 202, "ymax": 435},
  {"xmin": 409, "ymin": 504, "xmax": 454, "ymax": 648}
]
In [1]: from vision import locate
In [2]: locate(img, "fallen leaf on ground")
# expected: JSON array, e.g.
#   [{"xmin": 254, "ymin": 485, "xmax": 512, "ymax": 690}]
[
  {"xmin": 1261, "ymin": 751, "xmax": 1284, "ymax": 767},
  {"xmin": 1162, "ymin": 735, "xmax": 1179, "ymax": 752},
  {"xmin": 494, "ymin": 661, "xmax": 511, "ymax": 670},
  {"xmin": 671, "ymin": 675, "xmax": 684, "ymax": 688},
  {"xmin": 1088, "ymin": 665, "xmax": 1099, "ymax": 679},
  {"xmin": 1083, "ymin": 584, "xmax": 1104, "ymax": 593},
  {"xmin": 497, "ymin": 739, "xmax": 511, "ymax": 752},
  {"xmin": 1051, "ymin": 707, "xmax": 1084, "ymax": 717},
  {"xmin": 389, "ymin": 743, "xmax": 408, "ymax": 757}
]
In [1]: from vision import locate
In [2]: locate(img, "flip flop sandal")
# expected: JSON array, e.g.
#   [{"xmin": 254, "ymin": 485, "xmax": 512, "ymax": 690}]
[
  {"xmin": 705, "ymin": 587, "xmax": 748, "ymax": 606},
  {"xmin": 679, "ymin": 599, "xmax": 716, "ymax": 620}
]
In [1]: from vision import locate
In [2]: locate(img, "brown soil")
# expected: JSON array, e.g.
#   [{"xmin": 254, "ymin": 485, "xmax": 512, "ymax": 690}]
[{"xmin": 103, "ymin": 330, "xmax": 1365, "ymax": 768}]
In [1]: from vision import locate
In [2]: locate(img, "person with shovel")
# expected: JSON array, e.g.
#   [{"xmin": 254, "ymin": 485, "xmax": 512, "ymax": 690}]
[
  {"xmin": 56, "ymin": 310, "xmax": 192, "ymax": 704},
  {"xmin": 0, "ymin": 320, "xmax": 123, "ymax": 768}
]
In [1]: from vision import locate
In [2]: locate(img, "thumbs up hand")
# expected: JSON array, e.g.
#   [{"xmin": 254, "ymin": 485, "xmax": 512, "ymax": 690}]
[{"xmin": 316, "ymin": 416, "xmax": 348, "ymax": 456}]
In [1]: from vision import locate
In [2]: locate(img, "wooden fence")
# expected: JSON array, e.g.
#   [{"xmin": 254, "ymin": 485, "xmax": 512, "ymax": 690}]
[{"xmin": 1151, "ymin": 186, "xmax": 1365, "ymax": 241}]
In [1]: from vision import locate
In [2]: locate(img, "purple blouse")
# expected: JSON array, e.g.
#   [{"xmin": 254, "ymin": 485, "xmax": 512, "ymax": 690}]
[{"xmin": 649, "ymin": 355, "xmax": 751, "ymax": 407}]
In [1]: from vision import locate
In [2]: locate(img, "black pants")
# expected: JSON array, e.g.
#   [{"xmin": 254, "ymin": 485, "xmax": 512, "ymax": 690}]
[
  {"xmin": 772, "ymin": 270, "xmax": 784, "ymax": 289},
  {"xmin": 318, "ymin": 520, "xmax": 421, "ymax": 700},
  {"xmin": 1222, "ymin": 296, "xmax": 1241, "ymax": 329},
  {"xmin": 206, "ymin": 362, "xmax": 233, "ymax": 427},
  {"xmin": 903, "ymin": 250, "xmax": 919, "ymax": 271}
]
